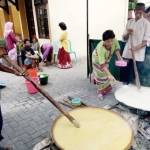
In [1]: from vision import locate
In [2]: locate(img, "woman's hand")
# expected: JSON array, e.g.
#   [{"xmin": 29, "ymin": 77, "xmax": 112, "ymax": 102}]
[
  {"xmin": 26, "ymin": 52, "xmax": 32, "ymax": 58},
  {"xmin": 103, "ymin": 66, "xmax": 115, "ymax": 82},
  {"xmin": 115, "ymin": 50, "xmax": 123, "ymax": 60}
]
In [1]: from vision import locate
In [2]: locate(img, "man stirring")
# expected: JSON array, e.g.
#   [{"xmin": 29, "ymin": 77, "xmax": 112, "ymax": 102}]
[{"xmin": 121, "ymin": 3, "xmax": 150, "ymax": 84}]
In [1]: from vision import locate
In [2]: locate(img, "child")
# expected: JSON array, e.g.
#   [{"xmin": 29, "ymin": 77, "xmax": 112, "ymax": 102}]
[{"xmin": 92, "ymin": 30, "xmax": 122, "ymax": 100}]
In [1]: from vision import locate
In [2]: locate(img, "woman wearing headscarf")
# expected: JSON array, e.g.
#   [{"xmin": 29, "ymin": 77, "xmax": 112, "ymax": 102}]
[
  {"xmin": 57, "ymin": 22, "xmax": 72, "ymax": 69},
  {"xmin": 4, "ymin": 22, "xmax": 17, "ymax": 64}
]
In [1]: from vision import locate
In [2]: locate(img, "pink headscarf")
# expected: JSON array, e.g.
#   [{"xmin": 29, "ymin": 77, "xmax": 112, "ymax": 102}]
[{"xmin": 4, "ymin": 22, "xmax": 13, "ymax": 38}]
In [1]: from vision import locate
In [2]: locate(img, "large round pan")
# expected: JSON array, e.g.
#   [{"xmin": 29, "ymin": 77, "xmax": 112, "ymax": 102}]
[
  {"xmin": 115, "ymin": 85, "xmax": 150, "ymax": 112},
  {"xmin": 51, "ymin": 107, "xmax": 133, "ymax": 150}
]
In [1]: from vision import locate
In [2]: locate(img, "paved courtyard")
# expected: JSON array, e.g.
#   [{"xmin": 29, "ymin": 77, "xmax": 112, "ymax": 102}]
[
  {"xmin": 0, "ymin": 58, "xmax": 118, "ymax": 149},
  {"xmin": 1, "ymin": 58, "xmax": 150, "ymax": 150}
]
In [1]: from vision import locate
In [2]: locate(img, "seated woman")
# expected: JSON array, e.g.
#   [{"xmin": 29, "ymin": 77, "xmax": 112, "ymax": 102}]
[
  {"xmin": 57, "ymin": 22, "xmax": 72, "ymax": 69},
  {"xmin": 92, "ymin": 30, "xmax": 122, "ymax": 100},
  {"xmin": 41, "ymin": 43, "xmax": 53, "ymax": 65},
  {"xmin": 21, "ymin": 39, "xmax": 40, "ymax": 70}
]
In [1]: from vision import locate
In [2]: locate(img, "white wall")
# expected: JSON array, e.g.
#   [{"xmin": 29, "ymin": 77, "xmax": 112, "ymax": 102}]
[
  {"xmin": 48, "ymin": 0, "xmax": 87, "ymax": 57},
  {"xmin": 89, "ymin": 0, "xmax": 128, "ymax": 40},
  {"xmin": 48, "ymin": 0, "xmax": 128, "ymax": 57},
  {"xmin": 138, "ymin": 0, "xmax": 150, "ymax": 6}
]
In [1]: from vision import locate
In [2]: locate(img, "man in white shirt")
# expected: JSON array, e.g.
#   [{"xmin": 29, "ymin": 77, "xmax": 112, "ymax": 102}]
[{"xmin": 121, "ymin": 3, "xmax": 150, "ymax": 84}]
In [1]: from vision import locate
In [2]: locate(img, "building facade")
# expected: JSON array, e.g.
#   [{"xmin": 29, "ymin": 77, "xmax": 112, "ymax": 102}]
[
  {"xmin": 0, "ymin": 0, "xmax": 128, "ymax": 57},
  {"xmin": 0, "ymin": 0, "xmax": 51, "ymax": 43}
]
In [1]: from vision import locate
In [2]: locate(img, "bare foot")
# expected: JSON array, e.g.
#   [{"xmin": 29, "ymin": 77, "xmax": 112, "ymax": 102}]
[
  {"xmin": 98, "ymin": 93, "xmax": 104, "ymax": 100},
  {"xmin": 49, "ymin": 62, "xmax": 53, "ymax": 65},
  {"xmin": 41, "ymin": 62, "xmax": 47, "ymax": 66}
]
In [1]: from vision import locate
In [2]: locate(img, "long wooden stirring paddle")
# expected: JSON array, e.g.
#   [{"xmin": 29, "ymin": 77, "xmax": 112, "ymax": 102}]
[
  {"xmin": 3, "ymin": 55, "xmax": 80, "ymax": 128},
  {"xmin": 130, "ymin": 35, "xmax": 141, "ymax": 89}
]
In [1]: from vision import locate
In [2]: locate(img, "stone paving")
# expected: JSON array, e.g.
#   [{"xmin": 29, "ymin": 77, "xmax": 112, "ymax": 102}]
[
  {"xmin": 1, "ymin": 58, "xmax": 149, "ymax": 150},
  {"xmin": 0, "ymin": 58, "xmax": 118, "ymax": 150}
]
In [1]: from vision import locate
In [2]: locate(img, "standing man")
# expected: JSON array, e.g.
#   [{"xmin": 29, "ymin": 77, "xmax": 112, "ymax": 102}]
[{"xmin": 121, "ymin": 3, "xmax": 150, "ymax": 84}]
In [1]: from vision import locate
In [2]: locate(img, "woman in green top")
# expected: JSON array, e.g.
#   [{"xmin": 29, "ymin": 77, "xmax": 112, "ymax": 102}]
[{"xmin": 92, "ymin": 30, "xmax": 122, "ymax": 99}]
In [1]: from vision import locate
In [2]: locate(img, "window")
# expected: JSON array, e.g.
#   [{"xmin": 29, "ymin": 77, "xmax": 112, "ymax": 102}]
[{"xmin": 35, "ymin": 0, "xmax": 49, "ymax": 39}]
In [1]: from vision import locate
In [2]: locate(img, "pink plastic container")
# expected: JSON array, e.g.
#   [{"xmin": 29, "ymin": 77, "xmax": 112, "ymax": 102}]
[
  {"xmin": 115, "ymin": 60, "xmax": 127, "ymax": 67},
  {"xmin": 25, "ymin": 77, "xmax": 39, "ymax": 94}
]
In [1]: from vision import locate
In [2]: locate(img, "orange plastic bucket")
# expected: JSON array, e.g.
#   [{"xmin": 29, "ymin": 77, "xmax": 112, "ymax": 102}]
[{"xmin": 27, "ymin": 68, "xmax": 38, "ymax": 78}]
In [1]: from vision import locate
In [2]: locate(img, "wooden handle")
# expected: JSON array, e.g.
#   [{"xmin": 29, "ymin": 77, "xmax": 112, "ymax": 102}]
[
  {"xmin": 130, "ymin": 35, "xmax": 141, "ymax": 89},
  {"xmin": 58, "ymin": 101, "xmax": 74, "ymax": 109},
  {"xmin": 25, "ymin": 76, "xmax": 78, "ymax": 122},
  {"xmin": 3, "ymin": 56, "xmax": 80, "ymax": 128}
]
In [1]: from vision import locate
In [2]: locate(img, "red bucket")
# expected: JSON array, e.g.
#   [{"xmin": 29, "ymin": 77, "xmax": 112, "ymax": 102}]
[{"xmin": 25, "ymin": 77, "xmax": 39, "ymax": 94}]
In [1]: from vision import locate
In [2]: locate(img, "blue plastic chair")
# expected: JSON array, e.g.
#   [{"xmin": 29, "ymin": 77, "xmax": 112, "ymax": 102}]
[
  {"xmin": 52, "ymin": 41, "xmax": 60, "ymax": 63},
  {"xmin": 67, "ymin": 40, "xmax": 77, "ymax": 63}
]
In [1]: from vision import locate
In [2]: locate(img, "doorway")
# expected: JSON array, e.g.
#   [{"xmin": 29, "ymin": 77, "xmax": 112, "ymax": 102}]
[{"xmin": 25, "ymin": 0, "xmax": 36, "ymax": 41}]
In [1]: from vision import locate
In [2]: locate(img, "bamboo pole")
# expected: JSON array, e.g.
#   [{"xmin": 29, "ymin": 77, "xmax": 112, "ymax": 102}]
[
  {"xmin": 3, "ymin": 55, "xmax": 80, "ymax": 128},
  {"xmin": 130, "ymin": 35, "xmax": 141, "ymax": 89}
]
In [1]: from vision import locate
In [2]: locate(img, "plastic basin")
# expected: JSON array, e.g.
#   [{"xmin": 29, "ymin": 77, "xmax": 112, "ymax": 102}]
[
  {"xmin": 25, "ymin": 77, "xmax": 39, "ymax": 94},
  {"xmin": 71, "ymin": 98, "xmax": 81, "ymax": 106},
  {"xmin": 115, "ymin": 60, "xmax": 127, "ymax": 67}
]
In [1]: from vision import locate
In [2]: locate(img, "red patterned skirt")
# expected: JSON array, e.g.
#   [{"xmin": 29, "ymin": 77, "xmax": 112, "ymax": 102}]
[{"xmin": 57, "ymin": 47, "xmax": 72, "ymax": 69}]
